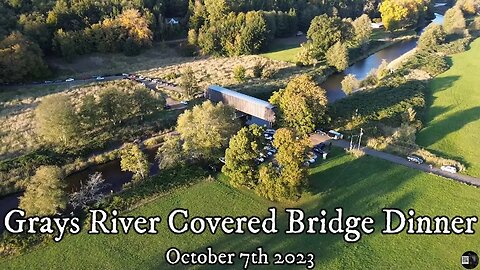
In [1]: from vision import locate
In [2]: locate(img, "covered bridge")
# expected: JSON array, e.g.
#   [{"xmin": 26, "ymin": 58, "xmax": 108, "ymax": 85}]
[{"xmin": 206, "ymin": 85, "xmax": 276, "ymax": 125}]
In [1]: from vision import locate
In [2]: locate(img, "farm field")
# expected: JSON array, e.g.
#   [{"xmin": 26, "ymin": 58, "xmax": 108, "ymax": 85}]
[
  {"xmin": 2, "ymin": 150, "xmax": 479, "ymax": 269},
  {"xmin": 417, "ymin": 38, "xmax": 480, "ymax": 177}
]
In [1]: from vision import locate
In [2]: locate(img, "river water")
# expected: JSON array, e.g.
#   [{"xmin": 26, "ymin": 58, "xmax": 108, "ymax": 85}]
[
  {"xmin": 0, "ymin": 13, "xmax": 445, "ymax": 232},
  {"xmin": 323, "ymin": 13, "xmax": 444, "ymax": 102}
]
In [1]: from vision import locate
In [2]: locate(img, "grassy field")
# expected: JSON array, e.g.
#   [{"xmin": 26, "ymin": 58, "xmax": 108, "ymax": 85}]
[
  {"xmin": 260, "ymin": 36, "xmax": 305, "ymax": 62},
  {"xmin": 417, "ymin": 38, "xmax": 480, "ymax": 177},
  {"xmin": 2, "ymin": 150, "xmax": 479, "ymax": 269}
]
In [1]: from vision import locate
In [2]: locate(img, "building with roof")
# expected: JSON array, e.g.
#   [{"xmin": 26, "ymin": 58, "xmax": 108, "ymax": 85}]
[{"xmin": 206, "ymin": 85, "xmax": 276, "ymax": 126}]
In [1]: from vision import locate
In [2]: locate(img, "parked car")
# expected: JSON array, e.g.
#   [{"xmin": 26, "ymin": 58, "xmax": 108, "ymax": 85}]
[
  {"xmin": 441, "ymin": 165, "xmax": 457, "ymax": 174},
  {"xmin": 65, "ymin": 78, "xmax": 74, "ymax": 82},
  {"xmin": 265, "ymin": 129, "xmax": 276, "ymax": 135},
  {"xmin": 315, "ymin": 129, "xmax": 328, "ymax": 136},
  {"xmin": 256, "ymin": 157, "xmax": 265, "ymax": 163},
  {"xmin": 327, "ymin": 130, "xmax": 344, "ymax": 140},
  {"xmin": 407, "ymin": 155, "xmax": 424, "ymax": 164},
  {"xmin": 313, "ymin": 143, "xmax": 326, "ymax": 153}
]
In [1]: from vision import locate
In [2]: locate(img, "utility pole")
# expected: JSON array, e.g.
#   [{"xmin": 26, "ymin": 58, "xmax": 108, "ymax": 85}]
[{"xmin": 357, "ymin": 128, "xmax": 364, "ymax": 149}]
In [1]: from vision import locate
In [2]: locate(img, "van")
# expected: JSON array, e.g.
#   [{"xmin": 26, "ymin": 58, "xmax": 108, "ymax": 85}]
[
  {"xmin": 441, "ymin": 165, "xmax": 457, "ymax": 174},
  {"xmin": 328, "ymin": 130, "xmax": 344, "ymax": 140}
]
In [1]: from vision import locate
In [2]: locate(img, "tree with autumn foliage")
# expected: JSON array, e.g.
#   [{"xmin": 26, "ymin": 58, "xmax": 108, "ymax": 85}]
[{"xmin": 270, "ymin": 75, "xmax": 328, "ymax": 135}]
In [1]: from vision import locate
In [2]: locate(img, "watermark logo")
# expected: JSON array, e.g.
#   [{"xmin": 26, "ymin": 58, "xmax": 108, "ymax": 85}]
[{"xmin": 461, "ymin": 251, "xmax": 479, "ymax": 269}]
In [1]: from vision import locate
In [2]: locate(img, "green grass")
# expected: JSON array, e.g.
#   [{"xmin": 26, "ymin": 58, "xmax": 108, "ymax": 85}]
[
  {"xmin": 417, "ymin": 38, "xmax": 480, "ymax": 177},
  {"xmin": 261, "ymin": 47, "xmax": 301, "ymax": 63},
  {"xmin": 2, "ymin": 150, "xmax": 479, "ymax": 269},
  {"xmin": 261, "ymin": 37, "xmax": 305, "ymax": 62}
]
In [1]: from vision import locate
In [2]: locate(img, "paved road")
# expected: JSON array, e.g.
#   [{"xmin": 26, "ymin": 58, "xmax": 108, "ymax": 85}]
[{"xmin": 311, "ymin": 134, "xmax": 480, "ymax": 187}]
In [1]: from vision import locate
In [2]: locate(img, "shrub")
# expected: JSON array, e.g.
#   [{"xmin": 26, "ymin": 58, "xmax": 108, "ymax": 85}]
[
  {"xmin": 438, "ymin": 37, "xmax": 471, "ymax": 55},
  {"xmin": 346, "ymin": 148, "xmax": 365, "ymax": 158},
  {"xmin": 404, "ymin": 51, "xmax": 450, "ymax": 76},
  {"xmin": 252, "ymin": 62, "xmax": 264, "ymax": 78},
  {"xmin": 233, "ymin": 65, "xmax": 247, "ymax": 82},
  {"xmin": 165, "ymin": 72, "xmax": 179, "ymax": 81}
]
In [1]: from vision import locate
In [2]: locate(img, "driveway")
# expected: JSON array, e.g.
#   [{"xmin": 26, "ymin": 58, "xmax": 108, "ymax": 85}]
[{"xmin": 310, "ymin": 133, "xmax": 480, "ymax": 187}]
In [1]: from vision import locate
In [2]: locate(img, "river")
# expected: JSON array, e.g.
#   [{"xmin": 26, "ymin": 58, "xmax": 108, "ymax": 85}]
[
  {"xmin": 0, "ymin": 12, "xmax": 446, "ymax": 233},
  {"xmin": 323, "ymin": 13, "xmax": 444, "ymax": 102}
]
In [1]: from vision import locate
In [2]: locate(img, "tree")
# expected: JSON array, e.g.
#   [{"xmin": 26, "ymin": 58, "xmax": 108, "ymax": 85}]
[
  {"xmin": 0, "ymin": 31, "xmax": 50, "ymax": 83},
  {"xmin": 222, "ymin": 125, "xmax": 264, "ymax": 189},
  {"xmin": 270, "ymin": 75, "xmax": 328, "ymax": 134},
  {"xmin": 180, "ymin": 67, "xmax": 198, "ymax": 98},
  {"xmin": 233, "ymin": 65, "xmax": 247, "ymax": 82},
  {"xmin": 418, "ymin": 23, "xmax": 446, "ymax": 51},
  {"xmin": 120, "ymin": 143, "xmax": 150, "ymax": 181},
  {"xmin": 352, "ymin": 14, "xmax": 372, "ymax": 50},
  {"xmin": 69, "ymin": 172, "xmax": 108, "ymax": 209},
  {"xmin": 18, "ymin": 12, "xmax": 52, "ymax": 51},
  {"xmin": 256, "ymin": 128, "xmax": 309, "ymax": 201},
  {"xmin": 130, "ymin": 87, "xmax": 164, "ymax": 120},
  {"xmin": 19, "ymin": 166, "xmax": 67, "ymax": 216},
  {"xmin": 156, "ymin": 135, "xmax": 186, "ymax": 170},
  {"xmin": 272, "ymin": 128, "xmax": 309, "ymax": 200},
  {"xmin": 341, "ymin": 74, "xmax": 360, "ymax": 95},
  {"xmin": 238, "ymin": 11, "xmax": 268, "ymax": 54},
  {"xmin": 379, "ymin": 0, "xmax": 427, "ymax": 31},
  {"xmin": 117, "ymin": 9, "xmax": 153, "ymax": 49},
  {"xmin": 79, "ymin": 94, "xmax": 98, "ymax": 128},
  {"xmin": 98, "ymin": 88, "xmax": 131, "ymax": 126},
  {"xmin": 443, "ymin": 7, "xmax": 466, "ymax": 35},
  {"xmin": 326, "ymin": 42, "xmax": 349, "ymax": 71},
  {"xmin": 35, "ymin": 95, "xmax": 79, "ymax": 146},
  {"xmin": 296, "ymin": 41, "xmax": 319, "ymax": 66},
  {"xmin": 256, "ymin": 164, "xmax": 283, "ymax": 201},
  {"xmin": 456, "ymin": 0, "xmax": 480, "ymax": 15},
  {"xmin": 177, "ymin": 101, "xmax": 240, "ymax": 161},
  {"xmin": 307, "ymin": 14, "xmax": 352, "ymax": 59}
]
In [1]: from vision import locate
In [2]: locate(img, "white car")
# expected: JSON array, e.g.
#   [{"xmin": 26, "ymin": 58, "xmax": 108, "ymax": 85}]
[
  {"xmin": 441, "ymin": 165, "xmax": 457, "ymax": 174},
  {"xmin": 180, "ymin": 101, "xmax": 188, "ymax": 105},
  {"xmin": 65, "ymin": 78, "xmax": 74, "ymax": 82},
  {"xmin": 96, "ymin": 76, "xmax": 105, "ymax": 80},
  {"xmin": 219, "ymin": 157, "xmax": 226, "ymax": 164}
]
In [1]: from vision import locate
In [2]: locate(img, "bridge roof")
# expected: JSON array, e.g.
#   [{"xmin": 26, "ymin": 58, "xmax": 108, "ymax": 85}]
[{"xmin": 208, "ymin": 85, "xmax": 275, "ymax": 109}]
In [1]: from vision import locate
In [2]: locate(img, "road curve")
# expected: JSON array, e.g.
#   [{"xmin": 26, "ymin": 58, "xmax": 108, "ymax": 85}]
[{"xmin": 310, "ymin": 134, "xmax": 480, "ymax": 187}]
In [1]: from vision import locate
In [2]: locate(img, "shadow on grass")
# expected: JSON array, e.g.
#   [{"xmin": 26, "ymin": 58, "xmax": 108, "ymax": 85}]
[
  {"xmin": 148, "ymin": 155, "xmax": 422, "ymax": 269},
  {"xmin": 418, "ymin": 106, "xmax": 480, "ymax": 147}
]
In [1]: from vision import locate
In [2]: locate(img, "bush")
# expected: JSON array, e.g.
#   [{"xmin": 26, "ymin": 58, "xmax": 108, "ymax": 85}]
[
  {"xmin": 438, "ymin": 37, "xmax": 471, "ymax": 55},
  {"xmin": 404, "ymin": 51, "xmax": 450, "ymax": 76},
  {"xmin": 346, "ymin": 148, "xmax": 365, "ymax": 158},
  {"xmin": 252, "ymin": 62, "xmax": 264, "ymax": 78},
  {"xmin": 165, "ymin": 72, "xmax": 179, "ymax": 81},
  {"xmin": 233, "ymin": 65, "xmax": 247, "ymax": 82},
  {"xmin": 330, "ymin": 80, "xmax": 426, "ymax": 131}
]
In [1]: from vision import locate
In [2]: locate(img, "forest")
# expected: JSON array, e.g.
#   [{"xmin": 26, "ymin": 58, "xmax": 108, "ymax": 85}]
[{"xmin": 0, "ymin": 0, "xmax": 438, "ymax": 83}]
